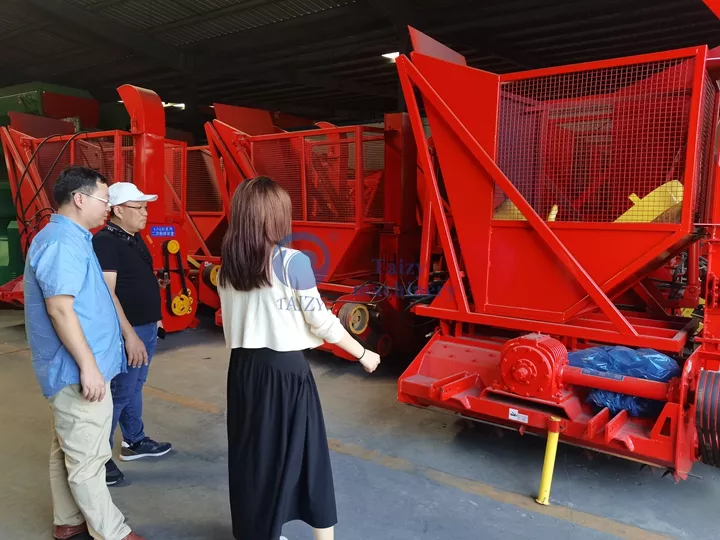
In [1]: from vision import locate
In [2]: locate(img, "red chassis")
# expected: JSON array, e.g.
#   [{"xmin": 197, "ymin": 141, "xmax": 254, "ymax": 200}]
[{"xmin": 395, "ymin": 28, "xmax": 720, "ymax": 480}]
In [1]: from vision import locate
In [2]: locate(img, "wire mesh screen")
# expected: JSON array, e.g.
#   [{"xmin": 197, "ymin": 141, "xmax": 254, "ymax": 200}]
[
  {"xmin": 122, "ymin": 136, "xmax": 134, "ymax": 183},
  {"xmin": 164, "ymin": 142, "xmax": 184, "ymax": 218},
  {"xmin": 693, "ymin": 72, "xmax": 717, "ymax": 223},
  {"xmin": 251, "ymin": 138, "xmax": 304, "ymax": 220},
  {"xmin": 75, "ymin": 138, "xmax": 117, "ymax": 181},
  {"xmin": 30, "ymin": 135, "xmax": 126, "ymax": 210},
  {"xmin": 33, "ymin": 141, "xmax": 71, "ymax": 207},
  {"xmin": 304, "ymin": 137, "xmax": 355, "ymax": 223},
  {"xmin": 186, "ymin": 147, "xmax": 223, "ymax": 213},
  {"xmin": 496, "ymin": 57, "xmax": 699, "ymax": 224},
  {"xmin": 363, "ymin": 137, "xmax": 385, "ymax": 221},
  {"xmin": 250, "ymin": 130, "xmax": 384, "ymax": 224}
]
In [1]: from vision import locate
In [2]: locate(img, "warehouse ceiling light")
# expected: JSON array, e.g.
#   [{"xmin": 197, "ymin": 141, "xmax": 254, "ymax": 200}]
[{"xmin": 382, "ymin": 52, "xmax": 400, "ymax": 62}]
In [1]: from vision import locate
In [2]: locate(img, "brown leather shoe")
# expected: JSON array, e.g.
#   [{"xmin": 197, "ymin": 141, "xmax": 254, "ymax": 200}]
[
  {"xmin": 53, "ymin": 522, "xmax": 88, "ymax": 539},
  {"xmin": 121, "ymin": 533, "xmax": 146, "ymax": 540}
]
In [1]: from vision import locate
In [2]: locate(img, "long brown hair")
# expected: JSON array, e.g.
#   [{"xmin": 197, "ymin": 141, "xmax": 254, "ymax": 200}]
[{"xmin": 218, "ymin": 176, "xmax": 292, "ymax": 291}]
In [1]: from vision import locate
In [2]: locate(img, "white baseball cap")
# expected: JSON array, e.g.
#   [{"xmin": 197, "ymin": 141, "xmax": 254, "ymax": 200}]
[{"xmin": 109, "ymin": 182, "xmax": 158, "ymax": 207}]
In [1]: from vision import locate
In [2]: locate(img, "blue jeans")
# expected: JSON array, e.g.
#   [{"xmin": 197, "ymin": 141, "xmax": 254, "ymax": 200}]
[{"xmin": 109, "ymin": 322, "xmax": 158, "ymax": 449}]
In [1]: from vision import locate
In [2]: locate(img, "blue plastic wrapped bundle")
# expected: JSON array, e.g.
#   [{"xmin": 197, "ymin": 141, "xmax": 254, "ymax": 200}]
[{"xmin": 567, "ymin": 346, "xmax": 681, "ymax": 418}]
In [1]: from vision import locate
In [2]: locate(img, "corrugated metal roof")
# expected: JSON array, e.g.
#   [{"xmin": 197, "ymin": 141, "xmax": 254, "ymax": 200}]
[
  {"xmin": 157, "ymin": 0, "xmax": 356, "ymax": 46},
  {"xmin": 63, "ymin": 0, "xmax": 103, "ymax": 7},
  {"xmin": 101, "ymin": 0, "xmax": 196, "ymax": 29}
]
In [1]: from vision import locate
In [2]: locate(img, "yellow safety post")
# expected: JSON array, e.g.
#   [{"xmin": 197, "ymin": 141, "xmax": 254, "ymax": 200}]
[{"xmin": 536, "ymin": 416, "xmax": 562, "ymax": 506}]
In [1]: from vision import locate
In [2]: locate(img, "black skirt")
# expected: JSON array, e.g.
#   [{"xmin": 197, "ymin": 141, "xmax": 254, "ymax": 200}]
[{"xmin": 226, "ymin": 347, "xmax": 338, "ymax": 540}]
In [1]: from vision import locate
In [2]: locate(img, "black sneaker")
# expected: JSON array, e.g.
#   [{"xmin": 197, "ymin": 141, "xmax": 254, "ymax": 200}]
[
  {"xmin": 119, "ymin": 437, "xmax": 172, "ymax": 461},
  {"xmin": 106, "ymin": 459, "xmax": 125, "ymax": 486}
]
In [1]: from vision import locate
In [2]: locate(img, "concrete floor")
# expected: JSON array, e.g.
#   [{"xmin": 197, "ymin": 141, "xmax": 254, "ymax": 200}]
[{"xmin": 0, "ymin": 310, "xmax": 718, "ymax": 540}]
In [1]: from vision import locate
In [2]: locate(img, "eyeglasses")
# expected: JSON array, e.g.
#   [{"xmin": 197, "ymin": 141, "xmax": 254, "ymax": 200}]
[
  {"xmin": 74, "ymin": 190, "xmax": 110, "ymax": 207},
  {"xmin": 123, "ymin": 204, "xmax": 148, "ymax": 213}
]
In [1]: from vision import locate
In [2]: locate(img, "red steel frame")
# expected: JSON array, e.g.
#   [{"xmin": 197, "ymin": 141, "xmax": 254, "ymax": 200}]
[{"xmin": 395, "ymin": 28, "xmax": 720, "ymax": 479}]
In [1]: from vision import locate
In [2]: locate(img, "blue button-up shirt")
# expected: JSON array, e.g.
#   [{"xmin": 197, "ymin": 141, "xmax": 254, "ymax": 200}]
[{"xmin": 24, "ymin": 214, "xmax": 126, "ymax": 399}]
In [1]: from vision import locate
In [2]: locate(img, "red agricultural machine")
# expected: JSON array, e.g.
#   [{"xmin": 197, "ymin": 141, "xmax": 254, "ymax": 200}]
[
  {"xmin": 0, "ymin": 85, "xmax": 198, "ymax": 333},
  {"xmin": 202, "ymin": 111, "xmax": 422, "ymax": 359},
  {"xmin": 394, "ymin": 28, "xmax": 720, "ymax": 486}
]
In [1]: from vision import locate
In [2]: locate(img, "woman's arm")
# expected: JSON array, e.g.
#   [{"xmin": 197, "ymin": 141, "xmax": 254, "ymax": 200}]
[{"xmin": 286, "ymin": 251, "xmax": 381, "ymax": 373}]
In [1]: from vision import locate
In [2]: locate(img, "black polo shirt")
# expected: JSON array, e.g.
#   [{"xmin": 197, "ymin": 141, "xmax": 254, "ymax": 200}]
[{"xmin": 92, "ymin": 224, "xmax": 162, "ymax": 327}]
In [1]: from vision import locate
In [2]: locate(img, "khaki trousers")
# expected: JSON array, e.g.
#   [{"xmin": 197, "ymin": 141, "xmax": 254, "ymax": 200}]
[{"xmin": 49, "ymin": 383, "xmax": 131, "ymax": 540}]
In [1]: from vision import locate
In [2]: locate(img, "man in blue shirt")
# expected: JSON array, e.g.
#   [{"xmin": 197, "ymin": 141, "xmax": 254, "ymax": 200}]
[{"xmin": 24, "ymin": 166, "xmax": 144, "ymax": 540}]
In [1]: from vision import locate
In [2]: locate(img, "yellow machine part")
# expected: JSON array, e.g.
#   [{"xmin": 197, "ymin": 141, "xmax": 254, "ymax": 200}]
[
  {"xmin": 493, "ymin": 199, "xmax": 558, "ymax": 222},
  {"xmin": 166, "ymin": 240, "xmax": 180, "ymax": 254},
  {"xmin": 615, "ymin": 180, "xmax": 684, "ymax": 223},
  {"xmin": 338, "ymin": 302, "xmax": 370, "ymax": 335},
  {"xmin": 682, "ymin": 298, "xmax": 705, "ymax": 334},
  {"xmin": 210, "ymin": 265, "xmax": 220, "ymax": 287},
  {"xmin": 171, "ymin": 293, "xmax": 193, "ymax": 316}
]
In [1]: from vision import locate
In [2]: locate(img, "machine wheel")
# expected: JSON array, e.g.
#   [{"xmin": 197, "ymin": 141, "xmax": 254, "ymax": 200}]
[
  {"xmin": 696, "ymin": 369, "xmax": 720, "ymax": 467},
  {"xmin": 165, "ymin": 239, "xmax": 180, "ymax": 254},
  {"xmin": 202, "ymin": 264, "xmax": 221, "ymax": 288},
  {"xmin": 338, "ymin": 302, "xmax": 370, "ymax": 335},
  {"xmin": 171, "ymin": 293, "xmax": 193, "ymax": 316}
]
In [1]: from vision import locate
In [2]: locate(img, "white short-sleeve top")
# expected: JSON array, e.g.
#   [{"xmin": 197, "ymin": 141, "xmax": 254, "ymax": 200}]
[{"xmin": 218, "ymin": 247, "xmax": 346, "ymax": 351}]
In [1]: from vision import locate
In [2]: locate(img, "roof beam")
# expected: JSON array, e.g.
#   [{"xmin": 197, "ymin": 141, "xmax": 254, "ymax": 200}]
[{"xmin": 25, "ymin": 0, "xmax": 188, "ymax": 72}]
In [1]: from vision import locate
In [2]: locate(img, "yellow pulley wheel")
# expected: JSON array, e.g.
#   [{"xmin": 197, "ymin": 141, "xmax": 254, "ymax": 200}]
[
  {"xmin": 166, "ymin": 240, "xmax": 180, "ymax": 254},
  {"xmin": 171, "ymin": 293, "xmax": 192, "ymax": 316},
  {"xmin": 338, "ymin": 302, "xmax": 370, "ymax": 335},
  {"xmin": 210, "ymin": 265, "xmax": 220, "ymax": 287}
]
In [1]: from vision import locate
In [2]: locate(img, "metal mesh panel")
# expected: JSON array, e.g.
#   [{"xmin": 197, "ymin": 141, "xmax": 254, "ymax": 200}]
[
  {"xmin": 250, "ymin": 130, "xmax": 384, "ymax": 224},
  {"xmin": 251, "ymin": 138, "xmax": 303, "ymax": 220},
  {"xmin": 496, "ymin": 57, "xmax": 696, "ymax": 224},
  {"xmin": 363, "ymin": 137, "xmax": 385, "ymax": 220},
  {"xmin": 693, "ymin": 72, "xmax": 717, "ymax": 223},
  {"xmin": 74, "ymin": 138, "xmax": 117, "ymax": 181},
  {"xmin": 164, "ymin": 142, "xmax": 184, "ymax": 218},
  {"xmin": 304, "ymin": 138, "xmax": 355, "ymax": 223},
  {"xmin": 186, "ymin": 147, "xmax": 222, "ymax": 213},
  {"xmin": 122, "ymin": 136, "xmax": 134, "ymax": 182},
  {"xmin": 34, "ymin": 141, "xmax": 72, "ymax": 207},
  {"xmin": 31, "ymin": 136, "xmax": 123, "ymax": 210}
]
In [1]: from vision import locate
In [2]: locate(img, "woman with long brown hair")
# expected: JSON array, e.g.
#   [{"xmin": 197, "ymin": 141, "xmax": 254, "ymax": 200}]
[{"xmin": 218, "ymin": 176, "xmax": 381, "ymax": 540}]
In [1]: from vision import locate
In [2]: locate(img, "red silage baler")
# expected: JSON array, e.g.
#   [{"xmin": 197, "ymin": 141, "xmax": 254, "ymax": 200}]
[{"xmin": 394, "ymin": 28, "xmax": 720, "ymax": 483}]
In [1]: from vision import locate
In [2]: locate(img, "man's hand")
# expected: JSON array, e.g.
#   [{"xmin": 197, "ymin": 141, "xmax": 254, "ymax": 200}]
[
  {"xmin": 125, "ymin": 332, "xmax": 148, "ymax": 368},
  {"xmin": 80, "ymin": 365, "xmax": 106, "ymax": 402}
]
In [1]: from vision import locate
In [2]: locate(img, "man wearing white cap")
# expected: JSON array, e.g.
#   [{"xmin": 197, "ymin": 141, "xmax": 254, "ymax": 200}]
[{"xmin": 92, "ymin": 182, "xmax": 172, "ymax": 486}]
